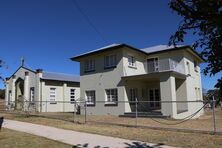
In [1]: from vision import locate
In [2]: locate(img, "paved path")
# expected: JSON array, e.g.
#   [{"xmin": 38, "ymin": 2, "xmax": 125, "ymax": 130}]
[{"xmin": 3, "ymin": 119, "xmax": 173, "ymax": 148}]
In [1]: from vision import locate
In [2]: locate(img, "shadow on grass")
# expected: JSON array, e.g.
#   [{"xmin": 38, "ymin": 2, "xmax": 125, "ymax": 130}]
[{"xmin": 72, "ymin": 142, "xmax": 166, "ymax": 148}]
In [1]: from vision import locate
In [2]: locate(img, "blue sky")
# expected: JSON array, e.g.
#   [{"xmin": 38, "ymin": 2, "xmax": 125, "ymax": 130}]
[{"xmin": 0, "ymin": 0, "xmax": 220, "ymax": 90}]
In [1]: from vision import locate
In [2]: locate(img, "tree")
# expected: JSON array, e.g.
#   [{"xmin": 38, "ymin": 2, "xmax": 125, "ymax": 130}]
[
  {"xmin": 169, "ymin": 0, "xmax": 222, "ymax": 90},
  {"xmin": 0, "ymin": 60, "xmax": 4, "ymax": 82}
]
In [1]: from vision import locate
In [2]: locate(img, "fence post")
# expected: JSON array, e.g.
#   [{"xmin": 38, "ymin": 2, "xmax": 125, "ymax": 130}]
[
  {"xmin": 135, "ymin": 98, "xmax": 138, "ymax": 127},
  {"xmin": 212, "ymin": 96, "xmax": 216, "ymax": 134},
  {"xmin": 45, "ymin": 99, "xmax": 48, "ymax": 112},
  {"xmin": 73, "ymin": 101, "xmax": 76, "ymax": 123},
  {"xmin": 85, "ymin": 100, "xmax": 87, "ymax": 124}
]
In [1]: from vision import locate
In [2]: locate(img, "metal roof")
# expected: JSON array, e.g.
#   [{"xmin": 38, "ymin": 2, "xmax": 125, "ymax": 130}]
[
  {"xmin": 141, "ymin": 45, "xmax": 185, "ymax": 53},
  {"xmin": 42, "ymin": 72, "xmax": 80, "ymax": 82},
  {"xmin": 76, "ymin": 43, "xmax": 121, "ymax": 57},
  {"xmin": 71, "ymin": 43, "xmax": 204, "ymax": 62}
]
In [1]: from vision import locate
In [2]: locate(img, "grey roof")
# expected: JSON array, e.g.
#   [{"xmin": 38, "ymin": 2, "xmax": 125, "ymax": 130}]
[
  {"xmin": 71, "ymin": 44, "xmax": 187, "ymax": 60},
  {"xmin": 42, "ymin": 72, "xmax": 80, "ymax": 82},
  {"xmin": 73, "ymin": 43, "xmax": 121, "ymax": 58},
  {"xmin": 141, "ymin": 45, "xmax": 185, "ymax": 53}
]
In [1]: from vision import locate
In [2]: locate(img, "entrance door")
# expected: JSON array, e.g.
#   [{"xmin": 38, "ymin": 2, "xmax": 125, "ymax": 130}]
[{"xmin": 149, "ymin": 89, "xmax": 160, "ymax": 109}]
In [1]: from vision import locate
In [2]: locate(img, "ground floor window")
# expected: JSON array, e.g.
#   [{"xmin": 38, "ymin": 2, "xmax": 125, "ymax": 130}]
[
  {"xmin": 85, "ymin": 90, "xmax": 95, "ymax": 106},
  {"xmin": 49, "ymin": 88, "xmax": 56, "ymax": 104},
  {"xmin": 129, "ymin": 88, "xmax": 138, "ymax": 102},
  {"xmin": 70, "ymin": 89, "xmax": 75, "ymax": 104},
  {"xmin": 195, "ymin": 87, "xmax": 201, "ymax": 100},
  {"xmin": 105, "ymin": 89, "xmax": 118, "ymax": 104},
  {"xmin": 30, "ymin": 87, "xmax": 35, "ymax": 103},
  {"xmin": 8, "ymin": 90, "xmax": 12, "ymax": 105}
]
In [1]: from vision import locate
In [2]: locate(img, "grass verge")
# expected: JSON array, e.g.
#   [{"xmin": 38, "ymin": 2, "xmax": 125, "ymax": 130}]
[
  {"xmin": 0, "ymin": 128, "xmax": 71, "ymax": 148},
  {"xmin": 2, "ymin": 112, "xmax": 222, "ymax": 148}
]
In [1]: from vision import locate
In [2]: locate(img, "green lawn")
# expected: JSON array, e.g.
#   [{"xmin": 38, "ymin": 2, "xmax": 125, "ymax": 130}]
[{"xmin": 0, "ymin": 128, "xmax": 71, "ymax": 148}]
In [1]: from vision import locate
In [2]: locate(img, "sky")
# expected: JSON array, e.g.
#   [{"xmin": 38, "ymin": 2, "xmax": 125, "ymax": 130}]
[{"xmin": 0, "ymin": 0, "xmax": 221, "ymax": 90}]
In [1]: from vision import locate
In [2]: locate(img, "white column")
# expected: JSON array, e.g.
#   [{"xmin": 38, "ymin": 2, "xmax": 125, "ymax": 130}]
[
  {"xmin": 63, "ymin": 83, "xmax": 67, "ymax": 112},
  {"xmin": 5, "ymin": 78, "xmax": 9, "ymax": 106},
  {"xmin": 160, "ymin": 74, "xmax": 177, "ymax": 118},
  {"xmin": 23, "ymin": 72, "xmax": 30, "ymax": 111},
  {"xmin": 40, "ymin": 81, "xmax": 45, "ymax": 112},
  {"xmin": 11, "ymin": 75, "xmax": 16, "ymax": 103},
  {"xmin": 36, "ymin": 69, "xmax": 43, "ymax": 112},
  {"xmin": 24, "ymin": 72, "xmax": 29, "ymax": 101}
]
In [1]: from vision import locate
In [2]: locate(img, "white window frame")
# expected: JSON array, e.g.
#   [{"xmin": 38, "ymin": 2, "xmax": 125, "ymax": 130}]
[
  {"xmin": 30, "ymin": 87, "xmax": 35, "ymax": 103},
  {"xmin": 104, "ymin": 54, "xmax": 116, "ymax": 68},
  {"xmin": 49, "ymin": 88, "xmax": 56, "ymax": 104},
  {"xmin": 85, "ymin": 59, "xmax": 95, "ymax": 72},
  {"xmin": 85, "ymin": 90, "xmax": 95, "ymax": 105},
  {"xmin": 128, "ymin": 55, "xmax": 136, "ymax": 68},
  {"xmin": 147, "ymin": 57, "xmax": 159, "ymax": 72},
  {"xmin": 186, "ymin": 61, "xmax": 191, "ymax": 75},
  {"xmin": 70, "ymin": 89, "xmax": 75, "ymax": 104},
  {"xmin": 105, "ymin": 88, "xmax": 118, "ymax": 104},
  {"xmin": 194, "ymin": 60, "xmax": 198, "ymax": 72}
]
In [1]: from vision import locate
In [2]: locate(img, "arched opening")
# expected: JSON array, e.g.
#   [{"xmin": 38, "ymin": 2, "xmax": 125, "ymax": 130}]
[{"xmin": 15, "ymin": 78, "xmax": 24, "ymax": 110}]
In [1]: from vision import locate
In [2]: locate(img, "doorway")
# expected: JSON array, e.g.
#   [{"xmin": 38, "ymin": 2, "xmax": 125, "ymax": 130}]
[{"xmin": 149, "ymin": 88, "xmax": 160, "ymax": 109}]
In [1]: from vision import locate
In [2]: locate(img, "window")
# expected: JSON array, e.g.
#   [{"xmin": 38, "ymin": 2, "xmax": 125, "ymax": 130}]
[
  {"xmin": 85, "ymin": 59, "xmax": 95, "ymax": 72},
  {"xmin": 104, "ymin": 54, "xmax": 116, "ymax": 68},
  {"xmin": 147, "ymin": 58, "xmax": 159, "ymax": 73},
  {"xmin": 129, "ymin": 88, "xmax": 138, "ymax": 102},
  {"xmin": 186, "ymin": 61, "xmax": 191, "ymax": 75},
  {"xmin": 85, "ymin": 90, "xmax": 95, "ymax": 106},
  {"xmin": 194, "ymin": 61, "xmax": 198, "ymax": 72},
  {"xmin": 30, "ymin": 87, "xmax": 35, "ymax": 102},
  {"xmin": 49, "ymin": 88, "xmax": 56, "ymax": 104},
  {"xmin": 128, "ymin": 56, "xmax": 136, "ymax": 67},
  {"xmin": 70, "ymin": 89, "xmax": 75, "ymax": 104},
  {"xmin": 8, "ymin": 90, "xmax": 12, "ymax": 105},
  {"xmin": 105, "ymin": 89, "xmax": 118, "ymax": 104}
]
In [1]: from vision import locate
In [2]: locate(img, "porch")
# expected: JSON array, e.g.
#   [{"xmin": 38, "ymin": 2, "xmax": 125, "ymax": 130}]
[{"xmin": 121, "ymin": 71, "xmax": 189, "ymax": 118}]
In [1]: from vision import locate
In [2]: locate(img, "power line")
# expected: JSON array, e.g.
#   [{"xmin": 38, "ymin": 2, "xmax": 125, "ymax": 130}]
[{"xmin": 72, "ymin": 0, "xmax": 109, "ymax": 44}]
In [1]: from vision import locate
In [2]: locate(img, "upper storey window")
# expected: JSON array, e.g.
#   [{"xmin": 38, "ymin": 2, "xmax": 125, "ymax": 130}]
[
  {"xmin": 104, "ymin": 54, "xmax": 116, "ymax": 69},
  {"xmin": 194, "ymin": 60, "xmax": 198, "ymax": 72},
  {"xmin": 84, "ymin": 59, "xmax": 95, "ymax": 72},
  {"xmin": 128, "ymin": 55, "xmax": 136, "ymax": 68}
]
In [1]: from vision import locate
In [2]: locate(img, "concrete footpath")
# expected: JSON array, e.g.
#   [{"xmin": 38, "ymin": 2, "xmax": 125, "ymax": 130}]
[{"xmin": 3, "ymin": 119, "xmax": 173, "ymax": 148}]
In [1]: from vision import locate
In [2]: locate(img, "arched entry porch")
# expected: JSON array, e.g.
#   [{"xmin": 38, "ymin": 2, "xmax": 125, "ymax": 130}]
[{"xmin": 15, "ymin": 78, "xmax": 24, "ymax": 110}]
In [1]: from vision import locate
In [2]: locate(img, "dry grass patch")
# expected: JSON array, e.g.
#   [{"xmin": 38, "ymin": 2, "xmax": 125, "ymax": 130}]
[
  {"xmin": 2, "ymin": 112, "xmax": 222, "ymax": 148},
  {"xmin": 0, "ymin": 128, "xmax": 71, "ymax": 148}
]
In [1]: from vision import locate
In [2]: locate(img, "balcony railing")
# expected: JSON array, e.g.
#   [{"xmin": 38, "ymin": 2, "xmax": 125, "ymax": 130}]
[{"xmin": 147, "ymin": 58, "xmax": 185, "ymax": 74}]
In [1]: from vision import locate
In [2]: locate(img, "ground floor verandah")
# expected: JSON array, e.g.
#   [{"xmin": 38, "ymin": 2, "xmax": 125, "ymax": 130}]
[{"xmin": 122, "ymin": 71, "xmax": 204, "ymax": 119}]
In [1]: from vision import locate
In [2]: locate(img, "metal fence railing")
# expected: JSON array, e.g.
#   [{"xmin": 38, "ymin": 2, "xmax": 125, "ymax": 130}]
[{"xmin": 1, "ymin": 99, "xmax": 222, "ymax": 135}]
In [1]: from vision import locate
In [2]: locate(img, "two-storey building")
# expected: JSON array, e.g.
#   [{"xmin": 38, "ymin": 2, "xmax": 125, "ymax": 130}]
[{"xmin": 71, "ymin": 44, "xmax": 204, "ymax": 119}]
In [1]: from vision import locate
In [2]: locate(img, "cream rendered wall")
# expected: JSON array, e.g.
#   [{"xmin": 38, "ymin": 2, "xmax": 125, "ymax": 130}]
[
  {"xmin": 183, "ymin": 51, "xmax": 204, "ymax": 117},
  {"xmin": 79, "ymin": 48, "xmax": 126, "ymax": 115},
  {"xmin": 63, "ymin": 84, "xmax": 80, "ymax": 112},
  {"xmin": 41, "ymin": 81, "xmax": 80, "ymax": 112},
  {"xmin": 122, "ymin": 48, "xmax": 147, "ymax": 76}
]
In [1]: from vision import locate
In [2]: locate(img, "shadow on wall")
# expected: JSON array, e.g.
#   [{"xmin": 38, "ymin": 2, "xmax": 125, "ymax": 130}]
[{"xmin": 72, "ymin": 142, "xmax": 166, "ymax": 148}]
